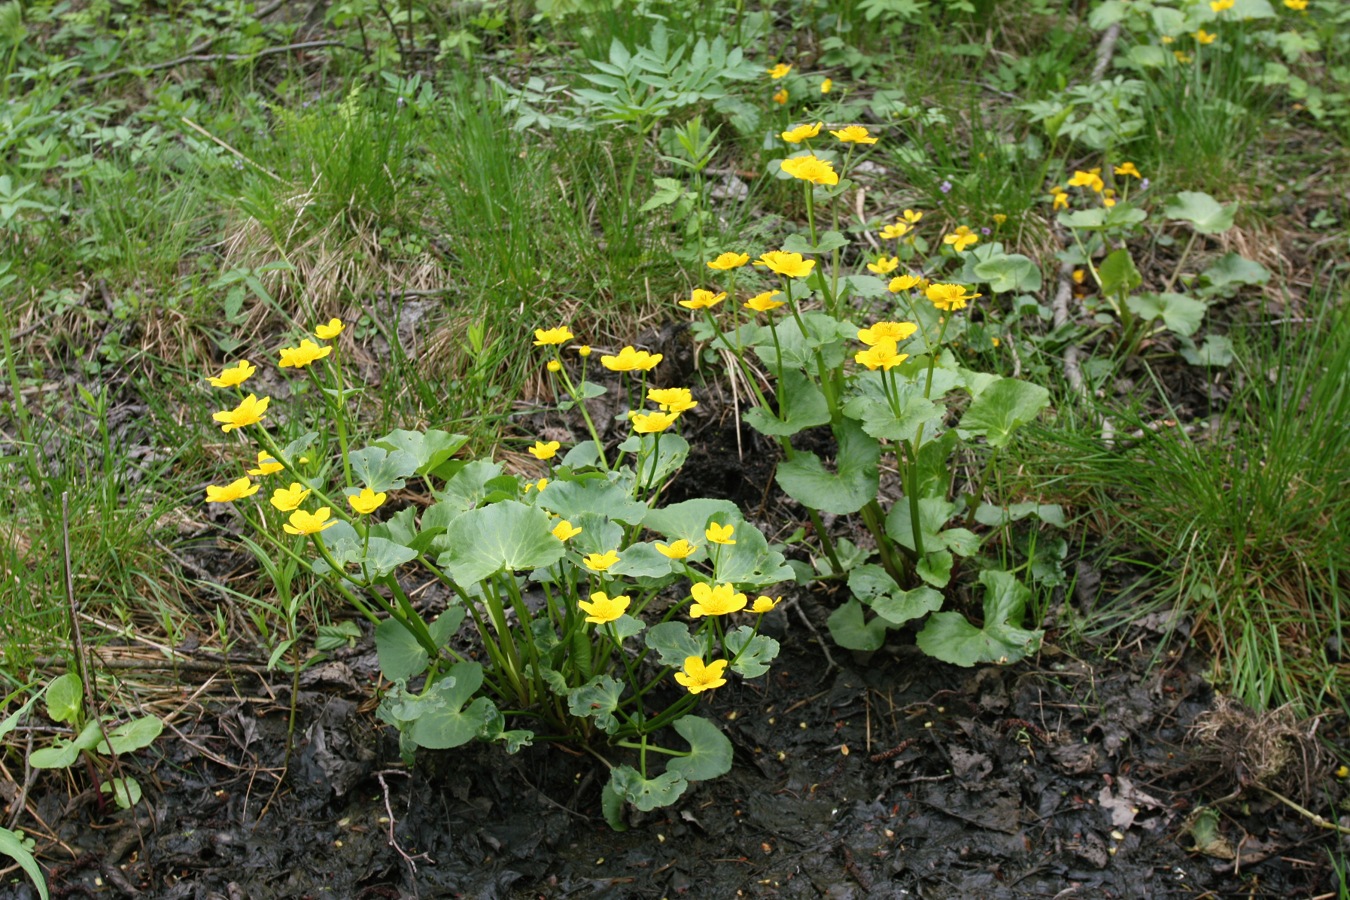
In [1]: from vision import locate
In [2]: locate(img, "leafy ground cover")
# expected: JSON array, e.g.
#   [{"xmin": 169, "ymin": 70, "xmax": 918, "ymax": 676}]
[{"xmin": 1, "ymin": 0, "xmax": 1348, "ymax": 896}]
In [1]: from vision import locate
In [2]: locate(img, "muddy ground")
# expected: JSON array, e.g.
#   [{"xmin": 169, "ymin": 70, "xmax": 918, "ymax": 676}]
[{"xmin": 11, "ymin": 604, "xmax": 1348, "ymax": 899}]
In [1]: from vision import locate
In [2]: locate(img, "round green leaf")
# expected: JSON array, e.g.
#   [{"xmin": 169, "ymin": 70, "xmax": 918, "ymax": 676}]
[
  {"xmin": 667, "ymin": 715, "xmax": 733, "ymax": 781},
  {"xmin": 436, "ymin": 501, "xmax": 564, "ymax": 584}
]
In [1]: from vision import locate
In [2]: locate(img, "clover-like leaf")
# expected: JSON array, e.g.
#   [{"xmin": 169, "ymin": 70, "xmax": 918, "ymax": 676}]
[
  {"xmin": 723, "ymin": 626, "xmax": 779, "ymax": 678},
  {"xmin": 826, "ymin": 598, "xmax": 892, "ymax": 651},
  {"xmin": 436, "ymin": 501, "xmax": 565, "ymax": 584},
  {"xmin": 348, "ymin": 446, "xmax": 419, "ymax": 493},
  {"xmin": 956, "ymin": 377, "xmax": 1050, "ymax": 447},
  {"xmin": 1125, "ymin": 292, "xmax": 1207, "ymax": 337},
  {"xmin": 916, "ymin": 569, "xmax": 1043, "ymax": 666},
  {"xmin": 776, "ymin": 419, "xmax": 880, "ymax": 515},
  {"xmin": 375, "ymin": 429, "xmax": 469, "ymax": 476},
  {"xmin": 567, "ymin": 674, "xmax": 624, "ymax": 733},
  {"xmin": 645, "ymin": 621, "xmax": 705, "ymax": 667},
  {"xmin": 1165, "ymin": 191, "xmax": 1236, "ymax": 235},
  {"xmin": 744, "ymin": 369, "xmax": 831, "ymax": 437},
  {"xmin": 609, "ymin": 764, "xmax": 689, "ymax": 812},
  {"xmin": 667, "ymin": 715, "xmax": 733, "ymax": 781}
]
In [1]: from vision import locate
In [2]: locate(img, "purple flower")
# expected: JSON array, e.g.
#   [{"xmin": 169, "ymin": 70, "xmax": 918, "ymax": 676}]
[
  {"xmin": 939, "ymin": 180, "xmax": 953, "ymax": 194},
  {"xmin": 980, "ymin": 227, "xmax": 991, "ymax": 235},
  {"xmin": 1140, "ymin": 178, "xmax": 1150, "ymax": 191}
]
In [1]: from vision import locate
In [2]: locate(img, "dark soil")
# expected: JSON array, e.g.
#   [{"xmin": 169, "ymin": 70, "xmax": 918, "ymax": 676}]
[{"xmin": 12, "ymin": 617, "xmax": 1347, "ymax": 899}]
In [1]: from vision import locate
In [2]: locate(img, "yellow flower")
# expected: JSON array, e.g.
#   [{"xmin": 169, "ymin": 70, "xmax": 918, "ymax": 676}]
[
  {"xmin": 1174, "ymin": 50, "xmax": 1193, "ymax": 64},
  {"xmin": 552, "ymin": 520, "xmax": 582, "ymax": 541},
  {"xmin": 205, "ymin": 477, "xmax": 259, "ymax": 504},
  {"xmin": 270, "ymin": 482, "xmax": 311, "ymax": 512},
  {"xmin": 528, "ymin": 440, "xmax": 561, "ymax": 460},
  {"xmin": 926, "ymin": 283, "xmax": 980, "ymax": 312},
  {"xmin": 1067, "ymin": 169, "xmax": 1105, "ymax": 193},
  {"xmin": 601, "ymin": 346, "xmax": 662, "ymax": 372},
  {"xmin": 1335, "ymin": 764, "xmax": 1349, "ymax": 778},
  {"xmin": 212, "ymin": 394, "xmax": 270, "ymax": 433},
  {"xmin": 533, "ymin": 326, "xmax": 574, "ymax": 346},
  {"xmin": 1210, "ymin": 0, "xmax": 1233, "ymax": 10},
  {"xmin": 314, "ymin": 318, "xmax": 344, "ymax": 340},
  {"xmin": 879, "ymin": 222, "xmax": 912, "ymax": 240},
  {"xmin": 943, "ymin": 225, "xmax": 979, "ymax": 253},
  {"xmin": 903, "ymin": 209, "xmax": 923, "ymax": 223},
  {"xmin": 1052, "ymin": 188, "xmax": 1070, "ymax": 210},
  {"xmin": 779, "ymin": 155, "xmax": 839, "ymax": 185},
  {"xmin": 532, "ymin": 477, "xmax": 549, "ymax": 492},
  {"xmin": 546, "ymin": 360, "xmax": 562, "ymax": 373},
  {"xmin": 992, "ymin": 213, "xmax": 1007, "ymax": 225},
  {"xmin": 1102, "ymin": 188, "xmax": 1118, "ymax": 208},
  {"xmin": 772, "ymin": 88, "xmax": 788, "ymax": 105},
  {"xmin": 207, "ymin": 360, "xmax": 256, "ymax": 388},
  {"xmin": 632, "ymin": 410, "xmax": 679, "ymax": 434},
  {"xmin": 247, "ymin": 452, "xmax": 284, "ymax": 476},
  {"xmin": 583, "ymin": 549, "xmax": 620, "ymax": 572},
  {"xmin": 680, "ymin": 289, "xmax": 728, "ymax": 310},
  {"xmin": 830, "ymin": 125, "xmax": 877, "ymax": 144},
  {"xmin": 820, "ymin": 78, "xmax": 832, "ymax": 94},
  {"xmin": 689, "ymin": 582, "xmax": 748, "ymax": 617},
  {"xmin": 278, "ymin": 339, "xmax": 331, "ymax": 369},
  {"xmin": 1284, "ymin": 0, "xmax": 1307, "ymax": 8},
  {"xmin": 752, "ymin": 595, "xmax": 782, "ymax": 614},
  {"xmin": 768, "ymin": 63, "xmax": 792, "ymax": 79},
  {"xmin": 675, "ymin": 656, "xmax": 728, "ymax": 694},
  {"xmin": 578, "ymin": 345, "xmax": 592, "ymax": 357},
  {"xmin": 857, "ymin": 321, "xmax": 918, "ymax": 345},
  {"xmin": 579, "ymin": 591, "xmax": 630, "ymax": 625},
  {"xmin": 348, "ymin": 487, "xmax": 387, "ymax": 515},
  {"xmin": 888, "ymin": 274, "xmax": 924, "ymax": 293},
  {"xmin": 1161, "ymin": 35, "xmax": 1175, "ymax": 44},
  {"xmin": 705, "ymin": 522, "xmax": 736, "ymax": 545},
  {"xmin": 647, "ymin": 387, "xmax": 698, "ymax": 413},
  {"xmin": 781, "ymin": 121, "xmax": 822, "ymax": 143},
  {"xmin": 655, "ymin": 539, "xmax": 697, "ymax": 560},
  {"xmin": 744, "ymin": 290, "xmax": 785, "ymax": 312},
  {"xmin": 755, "ymin": 250, "xmax": 816, "ymax": 279},
  {"xmin": 854, "ymin": 340, "xmax": 908, "ymax": 371},
  {"xmin": 1072, "ymin": 269, "xmax": 1086, "ymax": 285},
  {"xmin": 707, "ymin": 252, "xmax": 750, "ymax": 271},
  {"xmin": 1193, "ymin": 29, "xmax": 1216, "ymax": 45},
  {"xmin": 866, "ymin": 255, "xmax": 899, "ymax": 275},
  {"xmin": 1114, "ymin": 161, "xmax": 1142, "ymax": 178},
  {"xmin": 283, "ymin": 507, "xmax": 336, "ymax": 535}
]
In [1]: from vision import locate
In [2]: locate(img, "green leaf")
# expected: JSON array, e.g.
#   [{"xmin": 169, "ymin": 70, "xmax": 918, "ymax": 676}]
[
  {"xmin": 30, "ymin": 720, "xmax": 103, "ymax": 769},
  {"xmin": 641, "ymin": 177, "xmax": 688, "ymax": 212},
  {"xmin": 826, "ymin": 598, "xmax": 891, "ymax": 651},
  {"xmin": 781, "ymin": 230, "xmax": 849, "ymax": 255},
  {"xmin": 617, "ymin": 433, "xmax": 689, "ymax": 488},
  {"xmin": 916, "ymin": 549, "xmax": 953, "ymax": 587},
  {"xmin": 743, "ymin": 369, "xmax": 830, "ymax": 437},
  {"xmin": 723, "ymin": 626, "xmax": 779, "ymax": 677},
  {"xmin": 1199, "ymin": 253, "xmax": 1269, "ymax": 297},
  {"xmin": 915, "ymin": 569, "xmax": 1043, "ymax": 666},
  {"xmin": 1057, "ymin": 208, "xmax": 1105, "ymax": 229},
  {"xmin": 973, "ymin": 502, "xmax": 1066, "ymax": 528},
  {"xmin": 436, "ymin": 501, "xmax": 564, "ymax": 584},
  {"xmin": 957, "ymin": 378, "xmax": 1050, "ymax": 447},
  {"xmin": 667, "ymin": 715, "xmax": 733, "ymax": 781},
  {"xmin": 1179, "ymin": 333, "xmax": 1235, "ymax": 367},
  {"xmin": 968, "ymin": 246, "xmax": 1042, "ymax": 293},
  {"xmin": 0, "ymin": 826, "xmax": 49, "ymax": 900},
  {"xmin": 609, "ymin": 764, "xmax": 688, "ymax": 812},
  {"xmin": 377, "ymin": 662, "xmax": 492, "ymax": 750},
  {"xmin": 872, "ymin": 586, "xmax": 944, "ymax": 627},
  {"xmin": 1125, "ymin": 292, "xmax": 1207, "ymax": 337},
  {"xmin": 642, "ymin": 499, "xmax": 741, "ymax": 553},
  {"xmin": 434, "ymin": 459, "xmax": 504, "ymax": 514},
  {"xmin": 842, "ymin": 381, "xmax": 942, "ymax": 444},
  {"xmin": 374, "ymin": 429, "xmax": 469, "ymax": 476},
  {"xmin": 752, "ymin": 313, "xmax": 851, "ymax": 371},
  {"xmin": 561, "ymin": 440, "xmax": 601, "ymax": 469},
  {"xmin": 46, "ymin": 673, "xmax": 82, "ymax": 725},
  {"xmin": 375, "ymin": 608, "xmax": 463, "ymax": 681},
  {"xmin": 610, "ymin": 542, "xmax": 677, "ymax": 579},
  {"xmin": 605, "ymin": 614, "xmax": 645, "ymax": 643},
  {"xmin": 101, "ymin": 776, "xmax": 142, "ymax": 810},
  {"xmin": 314, "ymin": 532, "xmax": 418, "ymax": 582},
  {"xmin": 1165, "ymin": 191, "xmax": 1236, "ymax": 235},
  {"xmin": 567, "ymin": 675, "xmax": 624, "ymax": 733},
  {"xmin": 96, "ymin": 716, "xmax": 162, "ymax": 755},
  {"xmin": 645, "ymin": 621, "xmax": 705, "ymax": 667},
  {"xmin": 348, "ymin": 446, "xmax": 419, "ymax": 493},
  {"xmin": 776, "ymin": 419, "xmax": 880, "ymax": 515},
  {"xmin": 838, "ymin": 274, "xmax": 889, "ymax": 298},
  {"xmin": 885, "ymin": 497, "xmax": 956, "ymax": 553},
  {"xmin": 537, "ymin": 476, "xmax": 648, "ymax": 526},
  {"xmin": 1099, "ymin": 248, "xmax": 1142, "ymax": 295},
  {"xmin": 602, "ymin": 778, "xmax": 628, "ymax": 831}
]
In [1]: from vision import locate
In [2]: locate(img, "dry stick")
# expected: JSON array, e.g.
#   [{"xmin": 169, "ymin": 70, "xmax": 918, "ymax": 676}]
[{"xmin": 377, "ymin": 769, "xmax": 435, "ymax": 874}]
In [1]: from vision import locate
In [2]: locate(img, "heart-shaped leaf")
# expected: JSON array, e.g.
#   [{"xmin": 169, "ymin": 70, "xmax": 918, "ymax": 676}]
[
  {"xmin": 776, "ymin": 419, "xmax": 880, "ymax": 515},
  {"xmin": 723, "ymin": 626, "xmax": 780, "ymax": 677},
  {"xmin": 1125, "ymin": 292, "xmax": 1207, "ymax": 337},
  {"xmin": 374, "ymin": 429, "xmax": 469, "ymax": 475},
  {"xmin": 1165, "ymin": 191, "xmax": 1236, "ymax": 234},
  {"xmin": 667, "ymin": 715, "xmax": 733, "ymax": 781},
  {"xmin": 436, "ymin": 501, "xmax": 564, "ymax": 584},
  {"xmin": 744, "ymin": 369, "xmax": 831, "ymax": 437},
  {"xmin": 349, "ymin": 446, "xmax": 419, "ymax": 493},
  {"xmin": 826, "ymin": 598, "xmax": 892, "ymax": 651},
  {"xmin": 957, "ymin": 378, "xmax": 1050, "ymax": 447},
  {"xmin": 916, "ymin": 569, "xmax": 1043, "ymax": 666}
]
